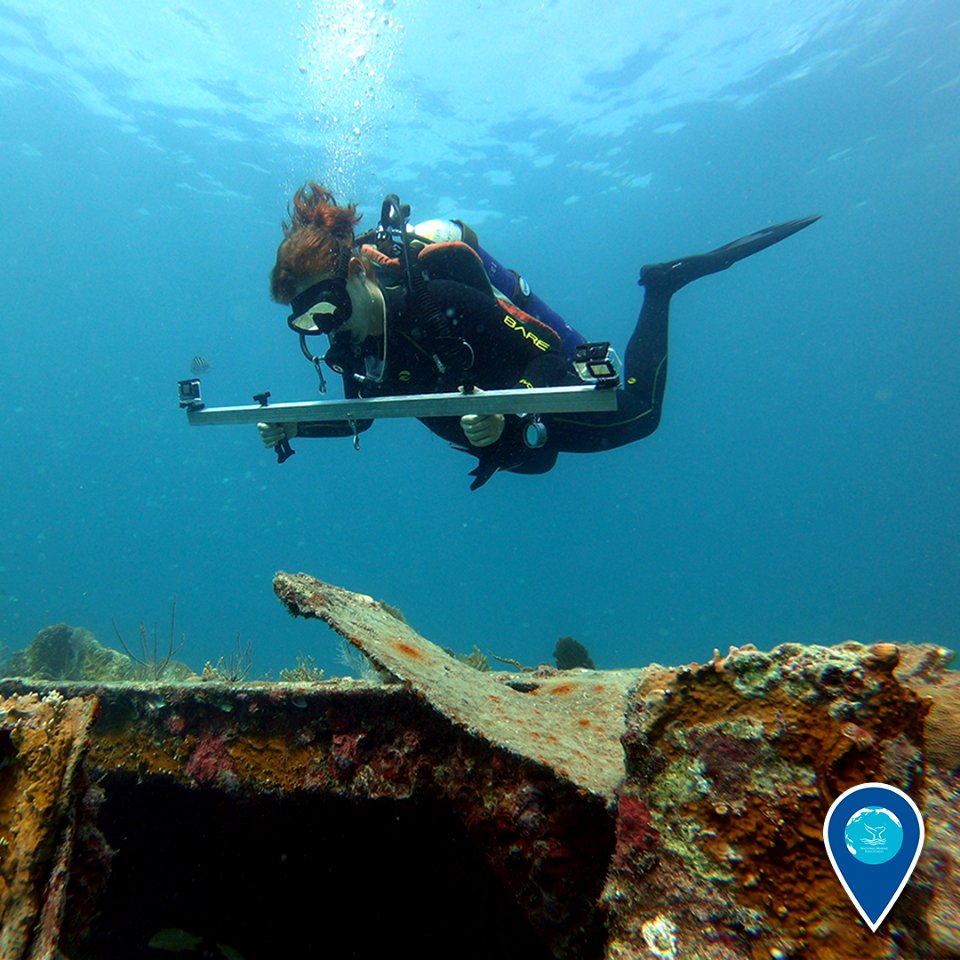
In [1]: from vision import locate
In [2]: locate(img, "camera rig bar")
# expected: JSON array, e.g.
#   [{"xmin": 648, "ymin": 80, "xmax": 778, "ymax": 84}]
[{"xmin": 179, "ymin": 382, "xmax": 618, "ymax": 426}]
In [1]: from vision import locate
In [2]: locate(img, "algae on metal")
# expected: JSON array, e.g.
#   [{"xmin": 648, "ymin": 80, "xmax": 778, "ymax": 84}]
[
  {"xmin": 2, "ymin": 574, "xmax": 959, "ymax": 960},
  {"xmin": 273, "ymin": 570, "xmax": 643, "ymax": 801},
  {"xmin": 603, "ymin": 638, "xmax": 951, "ymax": 960},
  {"xmin": 0, "ymin": 691, "xmax": 99, "ymax": 960}
]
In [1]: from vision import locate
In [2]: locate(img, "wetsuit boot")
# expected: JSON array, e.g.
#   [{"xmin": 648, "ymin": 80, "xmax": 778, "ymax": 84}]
[{"xmin": 639, "ymin": 214, "xmax": 821, "ymax": 296}]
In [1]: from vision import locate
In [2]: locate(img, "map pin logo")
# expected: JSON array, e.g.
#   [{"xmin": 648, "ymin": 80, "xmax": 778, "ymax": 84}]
[{"xmin": 823, "ymin": 782, "xmax": 924, "ymax": 932}]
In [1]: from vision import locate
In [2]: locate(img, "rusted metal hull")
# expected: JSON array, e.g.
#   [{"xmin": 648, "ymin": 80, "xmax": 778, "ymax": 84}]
[{"xmin": 1, "ymin": 574, "xmax": 957, "ymax": 959}]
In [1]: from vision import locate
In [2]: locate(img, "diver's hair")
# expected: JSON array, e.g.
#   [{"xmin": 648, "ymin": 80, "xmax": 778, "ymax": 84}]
[{"xmin": 270, "ymin": 182, "xmax": 362, "ymax": 304}]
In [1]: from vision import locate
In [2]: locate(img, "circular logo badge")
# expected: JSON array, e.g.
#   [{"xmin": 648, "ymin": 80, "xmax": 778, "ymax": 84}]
[{"xmin": 844, "ymin": 806, "xmax": 904, "ymax": 864}]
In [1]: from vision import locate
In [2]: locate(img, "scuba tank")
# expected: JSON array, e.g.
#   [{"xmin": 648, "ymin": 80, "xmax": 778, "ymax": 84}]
[{"xmin": 409, "ymin": 218, "xmax": 587, "ymax": 360}]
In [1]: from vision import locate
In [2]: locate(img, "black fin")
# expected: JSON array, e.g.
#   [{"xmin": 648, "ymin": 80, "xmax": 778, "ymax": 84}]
[
  {"xmin": 468, "ymin": 457, "xmax": 499, "ymax": 491},
  {"xmin": 639, "ymin": 214, "xmax": 821, "ymax": 295}
]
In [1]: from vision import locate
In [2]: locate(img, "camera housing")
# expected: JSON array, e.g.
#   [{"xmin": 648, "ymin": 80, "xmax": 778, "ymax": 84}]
[
  {"xmin": 178, "ymin": 379, "xmax": 204, "ymax": 410},
  {"xmin": 573, "ymin": 342, "xmax": 621, "ymax": 388}
]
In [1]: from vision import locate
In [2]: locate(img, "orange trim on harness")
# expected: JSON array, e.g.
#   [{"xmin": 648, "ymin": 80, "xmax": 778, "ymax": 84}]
[{"xmin": 361, "ymin": 240, "xmax": 562, "ymax": 351}]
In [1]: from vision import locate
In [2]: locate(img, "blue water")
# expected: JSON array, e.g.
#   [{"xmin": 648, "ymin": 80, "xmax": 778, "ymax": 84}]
[{"xmin": 1, "ymin": 0, "xmax": 957, "ymax": 678}]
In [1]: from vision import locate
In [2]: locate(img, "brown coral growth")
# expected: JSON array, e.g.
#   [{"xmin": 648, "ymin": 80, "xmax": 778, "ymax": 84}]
[
  {"xmin": 603, "ymin": 642, "xmax": 934, "ymax": 960},
  {"xmin": 1, "ymin": 581, "xmax": 958, "ymax": 960},
  {"xmin": 0, "ymin": 692, "xmax": 99, "ymax": 960}
]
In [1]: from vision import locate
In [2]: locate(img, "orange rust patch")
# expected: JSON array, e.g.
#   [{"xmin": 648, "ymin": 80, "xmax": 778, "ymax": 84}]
[
  {"xmin": 391, "ymin": 639, "xmax": 425, "ymax": 660},
  {"xmin": 578, "ymin": 719, "xmax": 592, "ymax": 728},
  {"xmin": 549, "ymin": 683, "xmax": 575, "ymax": 696},
  {"xmin": 0, "ymin": 693, "xmax": 99, "ymax": 952}
]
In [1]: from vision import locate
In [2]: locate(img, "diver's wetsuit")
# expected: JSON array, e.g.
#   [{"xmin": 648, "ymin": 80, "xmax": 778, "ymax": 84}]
[
  {"xmin": 296, "ymin": 278, "xmax": 574, "ymax": 484},
  {"xmin": 297, "ymin": 215, "xmax": 820, "ymax": 489}
]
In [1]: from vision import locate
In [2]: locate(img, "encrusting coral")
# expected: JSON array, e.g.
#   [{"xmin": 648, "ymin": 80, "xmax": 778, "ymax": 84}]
[{"xmin": 0, "ymin": 574, "xmax": 957, "ymax": 960}]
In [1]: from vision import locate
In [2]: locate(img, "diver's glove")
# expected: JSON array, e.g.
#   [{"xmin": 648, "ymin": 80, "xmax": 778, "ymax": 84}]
[
  {"xmin": 460, "ymin": 411, "xmax": 505, "ymax": 447},
  {"xmin": 459, "ymin": 386, "xmax": 505, "ymax": 447},
  {"xmin": 257, "ymin": 421, "xmax": 298, "ymax": 449}
]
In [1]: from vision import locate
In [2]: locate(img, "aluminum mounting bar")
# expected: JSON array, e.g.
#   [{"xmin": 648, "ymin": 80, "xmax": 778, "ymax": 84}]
[{"xmin": 184, "ymin": 385, "xmax": 618, "ymax": 427}]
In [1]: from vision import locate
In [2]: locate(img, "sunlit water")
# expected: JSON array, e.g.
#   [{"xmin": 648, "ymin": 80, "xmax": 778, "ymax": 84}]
[{"xmin": 0, "ymin": 0, "xmax": 957, "ymax": 678}]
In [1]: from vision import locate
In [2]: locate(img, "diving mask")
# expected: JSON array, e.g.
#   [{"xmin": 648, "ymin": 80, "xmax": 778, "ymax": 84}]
[{"xmin": 287, "ymin": 277, "xmax": 353, "ymax": 336}]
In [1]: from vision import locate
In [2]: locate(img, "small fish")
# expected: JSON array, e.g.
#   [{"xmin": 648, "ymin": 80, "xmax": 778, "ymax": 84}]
[
  {"xmin": 190, "ymin": 355, "xmax": 212, "ymax": 374},
  {"xmin": 148, "ymin": 928, "xmax": 204, "ymax": 953},
  {"xmin": 147, "ymin": 928, "xmax": 246, "ymax": 960},
  {"xmin": 216, "ymin": 945, "xmax": 246, "ymax": 960}
]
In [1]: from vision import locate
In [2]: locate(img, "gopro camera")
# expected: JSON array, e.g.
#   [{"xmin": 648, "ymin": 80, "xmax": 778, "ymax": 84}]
[
  {"xmin": 178, "ymin": 379, "xmax": 204, "ymax": 410},
  {"xmin": 573, "ymin": 342, "xmax": 621, "ymax": 388}
]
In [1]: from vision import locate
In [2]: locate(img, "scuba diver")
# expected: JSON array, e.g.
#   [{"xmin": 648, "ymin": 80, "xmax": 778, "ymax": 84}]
[{"xmin": 259, "ymin": 182, "xmax": 819, "ymax": 489}]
